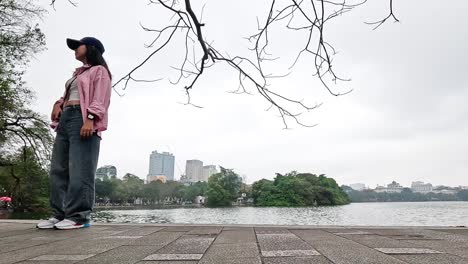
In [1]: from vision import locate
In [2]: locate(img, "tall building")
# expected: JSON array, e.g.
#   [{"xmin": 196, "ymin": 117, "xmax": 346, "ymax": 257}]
[
  {"xmin": 96, "ymin": 165, "xmax": 117, "ymax": 180},
  {"xmin": 185, "ymin": 160, "xmax": 203, "ymax": 182},
  {"xmin": 201, "ymin": 165, "xmax": 217, "ymax": 182},
  {"xmin": 148, "ymin": 151, "xmax": 175, "ymax": 182},
  {"xmin": 411, "ymin": 181, "xmax": 433, "ymax": 193}
]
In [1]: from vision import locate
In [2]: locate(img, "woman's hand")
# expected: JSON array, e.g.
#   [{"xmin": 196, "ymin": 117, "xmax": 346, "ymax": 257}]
[
  {"xmin": 51, "ymin": 104, "xmax": 62, "ymax": 121},
  {"xmin": 80, "ymin": 119, "xmax": 94, "ymax": 138}
]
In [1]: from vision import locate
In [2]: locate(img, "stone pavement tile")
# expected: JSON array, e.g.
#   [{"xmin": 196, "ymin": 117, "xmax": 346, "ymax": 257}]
[
  {"xmin": 31, "ymin": 254, "xmax": 95, "ymax": 261},
  {"xmin": 341, "ymin": 234, "xmax": 428, "ymax": 248},
  {"xmin": 77, "ymin": 246, "xmax": 166, "ymax": 264},
  {"xmin": 333, "ymin": 231, "xmax": 373, "ymax": 235},
  {"xmin": 0, "ymin": 239, "xmax": 62, "ymax": 253},
  {"xmin": 137, "ymin": 262, "xmax": 198, "ymax": 264},
  {"xmin": 222, "ymin": 226, "xmax": 254, "ymax": 231},
  {"xmin": 11, "ymin": 229, "xmax": 131, "ymax": 256},
  {"xmin": 204, "ymin": 242, "xmax": 260, "ymax": 257},
  {"xmin": 263, "ymin": 256, "xmax": 334, "ymax": 264},
  {"xmin": 420, "ymin": 229, "xmax": 468, "ymax": 242},
  {"xmin": 0, "ymin": 227, "xmax": 39, "ymax": 238},
  {"xmin": 86, "ymin": 229, "xmax": 135, "ymax": 236},
  {"xmin": 30, "ymin": 231, "xmax": 84, "ymax": 240},
  {"xmin": 0, "ymin": 229, "xmax": 83, "ymax": 248},
  {"xmin": 375, "ymin": 248, "xmax": 443, "ymax": 254},
  {"xmin": 94, "ymin": 235, "xmax": 142, "ymax": 240},
  {"xmin": 161, "ymin": 226, "xmax": 195, "ymax": 232},
  {"xmin": 392, "ymin": 254, "xmax": 468, "ymax": 264},
  {"xmin": 199, "ymin": 243, "xmax": 260, "ymax": 263},
  {"xmin": 399, "ymin": 239, "xmax": 468, "ymax": 258},
  {"xmin": 320, "ymin": 228, "xmax": 370, "ymax": 234},
  {"xmin": 389, "ymin": 235, "xmax": 440, "ymax": 241},
  {"xmin": 257, "ymin": 233, "xmax": 316, "ymax": 251},
  {"xmin": 186, "ymin": 227, "xmax": 222, "ymax": 235},
  {"xmin": 80, "ymin": 226, "xmax": 131, "ymax": 235},
  {"xmin": 93, "ymin": 225, "xmax": 134, "ymax": 230},
  {"xmin": 199, "ymin": 257, "xmax": 262, "ymax": 264},
  {"xmin": 359, "ymin": 228, "xmax": 424, "ymax": 237},
  {"xmin": 0, "ymin": 231, "xmax": 110, "ymax": 264},
  {"xmin": 110, "ymin": 227, "xmax": 164, "ymax": 236},
  {"xmin": 255, "ymin": 227, "xmax": 291, "ymax": 234},
  {"xmin": 56, "ymin": 228, "xmax": 126, "ymax": 240},
  {"xmin": 291, "ymin": 229, "xmax": 407, "ymax": 264},
  {"xmin": 214, "ymin": 229, "xmax": 256, "ymax": 244},
  {"xmin": 81, "ymin": 230, "xmax": 130, "ymax": 237},
  {"xmin": 431, "ymin": 228, "xmax": 468, "ymax": 236},
  {"xmin": 0, "ymin": 245, "xmax": 53, "ymax": 264},
  {"xmin": 43, "ymin": 237, "xmax": 129, "ymax": 255},
  {"xmin": 261, "ymin": 249, "xmax": 321, "ymax": 257},
  {"xmin": 366, "ymin": 228, "xmax": 458, "ymax": 242},
  {"xmin": 156, "ymin": 235, "xmax": 214, "ymax": 254},
  {"xmin": 0, "ymin": 229, "xmax": 82, "ymax": 253},
  {"xmin": 143, "ymin": 254, "xmax": 203, "ymax": 261},
  {"xmin": 365, "ymin": 229, "xmax": 441, "ymax": 241},
  {"xmin": 0, "ymin": 223, "xmax": 32, "ymax": 231},
  {"xmin": 412, "ymin": 238, "xmax": 467, "ymax": 248},
  {"xmin": 16, "ymin": 261, "xmax": 81, "ymax": 264},
  {"xmin": 127, "ymin": 232, "xmax": 185, "ymax": 246}
]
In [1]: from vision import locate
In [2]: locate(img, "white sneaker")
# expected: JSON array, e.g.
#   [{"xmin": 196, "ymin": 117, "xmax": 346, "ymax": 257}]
[
  {"xmin": 54, "ymin": 219, "xmax": 91, "ymax": 230},
  {"xmin": 36, "ymin": 217, "xmax": 61, "ymax": 229}
]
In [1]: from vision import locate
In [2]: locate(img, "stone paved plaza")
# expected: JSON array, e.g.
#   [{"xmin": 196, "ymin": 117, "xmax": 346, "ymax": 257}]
[{"xmin": 1, "ymin": 220, "xmax": 468, "ymax": 263}]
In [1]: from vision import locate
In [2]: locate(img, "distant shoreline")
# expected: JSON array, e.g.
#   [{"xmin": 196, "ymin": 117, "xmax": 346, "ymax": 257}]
[
  {"xmin": 94, "ymin": 204, "xmax": 204, "ymax": 210},
  {"xmin": 94, "ymin": 200, "xmax": 468, "ymax": 211}
]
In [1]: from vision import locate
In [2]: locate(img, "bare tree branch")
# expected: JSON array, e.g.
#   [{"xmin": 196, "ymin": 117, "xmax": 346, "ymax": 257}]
[
  {"xmin": 51, "ymin": 0, "xmax": 399, "ymax": 128},
  {"xmin": 50, "ymin": 0, "xmax": 77, "ymax": 10},
  {"xmin": 365, "ymin": 0, "xmax": 399, "ymax": 30}
]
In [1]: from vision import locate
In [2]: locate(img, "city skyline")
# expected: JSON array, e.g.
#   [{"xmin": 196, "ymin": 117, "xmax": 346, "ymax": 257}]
[
  {"xmin": 98, "ymin": 160, "xmax": 466, "ymax": 189},
  {"xmin": 349, "ymin": 180, "xmax": 468, "ymax": 191}
]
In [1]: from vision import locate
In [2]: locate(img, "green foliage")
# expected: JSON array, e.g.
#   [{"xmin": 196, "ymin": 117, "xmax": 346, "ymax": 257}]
[
  {"xmin": 178, "ymin": 181, "xmax": 207, "ymax": 201},
  {"xmin": 457, "ymin": 190, "xmax": 468, "ymax": 201},
  {"xmin": 0, "ymin": 147, "xmax": 49, "ymax": 210},
  {"xmin": 122, "ymin": 173, "xmax": 144, "ymax": 202},
  {"xmin": 346, "ymin": 187, "xmax": 461, "ymax": 202},
  {"xmin": 95, "ymin": 176, "xmax": 209, "ymax": 206},
  {"xmin": 0, "ymin": 0, "xmax": 49, "ymax": 157},
  {"xmin": 206, "ymin": 167, "xmax": 242, "ymax": 207},
  {"xmin": 0, "ymin": 0, "xmax": 52, "ymax": 211},
  {"xmin": 252, "ymin": 172, "xmax": 350, "ymax": 207}
]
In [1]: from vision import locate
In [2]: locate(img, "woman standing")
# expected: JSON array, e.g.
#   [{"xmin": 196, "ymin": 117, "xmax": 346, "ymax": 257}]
[{"xmin": 37, "ymin": 37, "xmax": 112, "ymax": 229}]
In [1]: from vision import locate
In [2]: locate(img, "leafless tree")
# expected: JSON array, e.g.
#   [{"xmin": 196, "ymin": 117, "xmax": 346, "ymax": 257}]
[{"xmin": 53, "ymin": 0, "xmax": 399, "ymax": 128}]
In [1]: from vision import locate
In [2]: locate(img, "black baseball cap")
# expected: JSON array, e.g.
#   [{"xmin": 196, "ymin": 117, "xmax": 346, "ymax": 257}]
[{"xmin": 66, "ymin": 37, "xmax": 105, "ymax": 54}]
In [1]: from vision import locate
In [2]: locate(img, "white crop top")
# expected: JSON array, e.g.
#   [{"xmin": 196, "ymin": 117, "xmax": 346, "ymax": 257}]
[{"xmin": 65, "ymin": 77, "xmax": 80, "ymax": 101}]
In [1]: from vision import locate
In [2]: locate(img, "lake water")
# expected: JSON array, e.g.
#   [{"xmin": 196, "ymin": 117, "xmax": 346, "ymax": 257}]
[{"xmin": 90, "ymin": 201, "xmax": 468, "ymax": 226}]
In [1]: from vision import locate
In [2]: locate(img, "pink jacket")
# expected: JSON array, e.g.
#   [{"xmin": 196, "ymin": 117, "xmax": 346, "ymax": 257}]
[{"xmin": 51, "ymin": 65, "xmax": 112, "ymax": 138}]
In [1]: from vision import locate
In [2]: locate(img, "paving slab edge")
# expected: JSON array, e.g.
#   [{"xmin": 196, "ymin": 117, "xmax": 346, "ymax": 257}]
[{"xmin": 0, "ymin": 220, "xmax": 467, "ymax": 229}]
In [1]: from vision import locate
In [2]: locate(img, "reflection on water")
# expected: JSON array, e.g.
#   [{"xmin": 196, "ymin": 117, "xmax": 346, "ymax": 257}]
[
  {"xmin": 91, "ymin": 201, "xmax": 468, "ymax": 226},
  {"xmin": 93, "ymin": 210, "xmax": 174, "ymax": 224}
]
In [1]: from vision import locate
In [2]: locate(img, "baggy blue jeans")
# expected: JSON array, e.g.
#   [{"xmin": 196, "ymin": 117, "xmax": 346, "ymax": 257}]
[{"xmin": 49, "ymin": 105, "xmax": 100, "ymax": 224}]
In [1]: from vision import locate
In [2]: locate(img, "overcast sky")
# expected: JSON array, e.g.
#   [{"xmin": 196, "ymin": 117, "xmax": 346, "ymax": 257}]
[{"xmin": 25, "ymin": 0, "xmax": 468, "ymax": 187}]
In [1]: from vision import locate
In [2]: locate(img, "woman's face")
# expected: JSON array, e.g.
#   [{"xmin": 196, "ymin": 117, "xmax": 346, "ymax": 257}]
[{"xmin": 75, "ymin": 44, "xmax": 87, "ymax": 63}]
